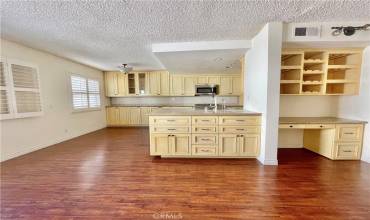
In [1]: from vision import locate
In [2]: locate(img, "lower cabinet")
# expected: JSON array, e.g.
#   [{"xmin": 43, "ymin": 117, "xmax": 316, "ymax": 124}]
[
  {"xmin": 149, "ymin": 115, "xmax": 261, "ymax": 158},
  {"xmin": 150, "ymin": 134, "xmax": 191, "ymax": 156}
]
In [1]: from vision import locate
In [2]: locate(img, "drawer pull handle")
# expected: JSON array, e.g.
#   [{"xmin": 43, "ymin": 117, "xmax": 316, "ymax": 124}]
[
  {"xmin": 343, "ymin": 150, "xmax": 353, "ymax": 153},
  {"xmin": 201, "ymin": 120, "xmax": 210, "ymax": 122},
  {"xmin": 201, "ymin": 128, "xmax": 211, "ymax": 131},
  {"xmin": 167, "ymin": 120, "xmax": 175, "ymax": 122},
  {"xmin": 236, "ymin": 120, "xmax": 245, "ymax": 122},
  {"xmin": 200, "ymin": 149, "xmax": 211, "ymax": 152},
  {"xmin": 201, "ymin": 138, "xmax": 211, "ymax": 141},
  {"xmin": 236, "ymin": 128, "xmax": 245, "ymax": 131},
  {"xmin": 167, "ymin": 128, "xmax": 176, "ymax": 131},
  {"xmin": 344, "ymin": 132, "xmax": 354, "ymax": 135},
  {"xmin": 320, "ymin": 125, "xmax": 323, "ymax": 128},
  {"xmin": 289, "ymin": 125, "xmax": 293, "ymax": 128}
]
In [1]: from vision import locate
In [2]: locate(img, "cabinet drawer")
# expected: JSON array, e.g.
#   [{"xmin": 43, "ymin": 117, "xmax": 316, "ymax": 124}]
[
  {"xmin": 336, "ymin": 124, "xmax": 363, "ymax": 141},
  {"xmin": 192, "ymin": 134, "xmax": 218, "ymax": 145},
  {"xmin": 279, "ymin": 124, "xmax": 306, "ymax": 129},
  {"xmin": 192, "ymin": 145, "xmax": 218, "ymax": 156},
  {"xmin": 149, "ymin": 116, "xmax": 191, "ymax": 126},
  {"xmin": 304, "ymin": 124, "xmax": 335, "ymax": 129},
  {"xmin": 192, "ymin": 126, "xmax": 218, "ymax": 133},
  {"xmin": 219, "ymin": 126, "xmax": 260, "ymax": 134},
  {"xmin": 334, "ymin": 142, "xmax": 361, "ymax": 159},
  {"xmin": 151, "ymin": 126, "xmax": 190, "ymax": 133},
  {"xmin": 219, "ymin": 116, "xmax": 261, "ymax": 125},
  {"xmin": 192, "ymin": 116, "xmax": 218, "ymax": 125}
]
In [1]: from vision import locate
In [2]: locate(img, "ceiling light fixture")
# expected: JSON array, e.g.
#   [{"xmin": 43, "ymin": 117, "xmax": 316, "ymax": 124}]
[
  {"xmin": 118, "ymin": 64, "xmax": 133, "ymax": 74},
  {"xmin": 331, "ymin": 24, "xmax": 370, "ymax": 36}
]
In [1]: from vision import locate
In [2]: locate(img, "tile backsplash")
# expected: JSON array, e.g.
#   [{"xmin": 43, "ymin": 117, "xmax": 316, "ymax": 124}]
[{"xmin": 111, "ymin": 96, "xmax": 239, "ymax": 106}]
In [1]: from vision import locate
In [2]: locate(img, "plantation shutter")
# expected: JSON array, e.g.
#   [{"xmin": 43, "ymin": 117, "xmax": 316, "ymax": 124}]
[
  {"xmin": 10, "ymin": 63, "xmax": 42, "ymax": 114},
  {"xmin": 87, "ymin": 79, "xmax": 101, "ymax": 108},
  {"xmin": 0, "ymin": 60, "xmax": 11, "ymax": 117},
  {"xmin": 71, "ymin": 75, "xmax": 88, "ymax": 109}
]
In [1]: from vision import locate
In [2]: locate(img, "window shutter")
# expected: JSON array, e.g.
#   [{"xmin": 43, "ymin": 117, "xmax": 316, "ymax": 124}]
[
  {"xmin": 10, "ymin": 63, "xmax": 42, "ymax": 115},
  {"xmin": 71, "ymin": 75, "xmax": 88, "ymax": 109},
  {"xmin": 0, "ymin": 61, "xmax": 11, "ymax": 116},
  {"xmin": 87, "ymin": 79, "xmax": 101, "ymax": 108}
]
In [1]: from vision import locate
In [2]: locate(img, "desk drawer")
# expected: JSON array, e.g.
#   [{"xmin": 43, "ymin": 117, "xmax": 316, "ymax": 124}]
[
  {"xmin": 279, "ymin": 124, "xmax": 306, "ymax": 129},
  {"xmin": 192, "ymin": 134, "xmax": 218, "ymax": 145},
  {"xmin": 192, "ymin": 126, "xmax": 218, "ymax": 133},
  {"xmin": 192, "ymin": 116, "xmax": 218, "ymax": 125},
  {"xmin": 336, "ymin": 124, "xmax": 363, "ymax": 141},
  {"xmin": 304, "ymin": 124, "xmax": 335, "ymax": 129},
  {"xmin": 150, "ymin": 116, "xmax": 191, "ymax": 126},
  {"xmin": 151, "ymin": 126, "xmax": 190, "ymax": 133},
  {"xmin": 220, "ymin": 126, "xmax": 260, "ymax": 134},
  {"xmin": 192, "ymin": 145, "xmax": 218, "ymax": 156},
  {"xmin": 219, "ymin": 116, "xmax": 260, "ymax": 125},
  {"xmin": 334, "ymin": 142, "xmax": 361, "ymax": 159}
]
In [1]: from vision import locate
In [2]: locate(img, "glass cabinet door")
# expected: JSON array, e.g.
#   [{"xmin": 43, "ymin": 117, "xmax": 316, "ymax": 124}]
[
  {"xmin": 127, "ymin": 73, "xmax": 136, "ymax": 95},
  {"xmin": 138, "ymin": 73, "xmax": 147, "ymax": 95}
]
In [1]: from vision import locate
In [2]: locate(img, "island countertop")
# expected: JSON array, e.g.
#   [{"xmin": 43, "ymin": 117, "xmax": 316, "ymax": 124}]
[
  {"xmin": 280, "ymin": 117, "xmax": 367, "ymax": 124},
  {"xmin": 148, "ymin": 108, "xmax": 261, "ymax": 116}
]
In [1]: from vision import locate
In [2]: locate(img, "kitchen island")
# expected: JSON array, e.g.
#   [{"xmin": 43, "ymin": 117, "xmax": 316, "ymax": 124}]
[{"xmin": 148, "ymin": 108, "xmax": 262, "ymax": 158}]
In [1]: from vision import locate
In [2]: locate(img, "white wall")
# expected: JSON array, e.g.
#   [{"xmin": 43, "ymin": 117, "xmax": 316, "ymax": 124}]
[
  {"xmin": 0, "ymin": 40, "xmax": 106, "ymax": 162},
  {"xmin": 244, "ymin": 22, "xmax": 282, "ymax": 165},
  {"xmin": 337, "ymin": 46, "xmax": 370, "ymax": 163}
]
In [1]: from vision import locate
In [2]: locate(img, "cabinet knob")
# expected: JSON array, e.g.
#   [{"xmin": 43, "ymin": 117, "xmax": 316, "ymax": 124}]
[{"xmin": 289, "ymin": 125, "xmax": 293, "ymax": 128}]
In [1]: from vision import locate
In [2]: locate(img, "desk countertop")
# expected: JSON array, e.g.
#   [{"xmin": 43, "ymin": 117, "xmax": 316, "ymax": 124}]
[{"xmin": 279, "ymin": 117, "xmax": 367, "ymax": 124}]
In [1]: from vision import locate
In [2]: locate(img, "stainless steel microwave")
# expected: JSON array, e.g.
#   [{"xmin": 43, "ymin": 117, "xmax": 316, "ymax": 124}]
[{"xmin": 195, "ymin": 84, "xmax": 218, "ymax": 96}]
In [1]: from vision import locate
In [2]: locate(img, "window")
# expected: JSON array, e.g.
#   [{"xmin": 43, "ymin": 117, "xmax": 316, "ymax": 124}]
[
  {"xmin": 71, "ymin": 74, "xmax": 101, "ymax": 111},
  {"xmin": 0, "ymin": 58, "xmax": 42, "ymax": 120}
]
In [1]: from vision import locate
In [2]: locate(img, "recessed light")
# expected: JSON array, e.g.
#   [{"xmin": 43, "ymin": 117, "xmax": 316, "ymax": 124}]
[{"xmin": 214, "ymin": 57, "xmax": 223, "ymax": 62}]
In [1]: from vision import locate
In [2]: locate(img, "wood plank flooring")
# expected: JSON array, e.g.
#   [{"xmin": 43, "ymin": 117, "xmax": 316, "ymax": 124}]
[{"xmin": 1, "ymin": 128, "xmax": 370, "ymax": 219}]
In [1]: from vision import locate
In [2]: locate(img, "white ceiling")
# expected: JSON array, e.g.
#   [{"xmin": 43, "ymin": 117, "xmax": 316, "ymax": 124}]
[{"xmin": 1, "ymin": 0, "xmax": 370, "ymax": 71}]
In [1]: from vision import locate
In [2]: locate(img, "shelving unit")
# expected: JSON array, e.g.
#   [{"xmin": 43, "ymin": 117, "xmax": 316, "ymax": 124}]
[{"xmin": 280, "ymin": 49, "xmax": 363, "ymax": 96}]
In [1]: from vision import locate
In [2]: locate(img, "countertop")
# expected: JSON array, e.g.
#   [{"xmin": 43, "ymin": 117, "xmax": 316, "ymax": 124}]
[
  {"xmin": 148, "ymin": 108, "xmax": 261, "ymax": 116},
  {"xmin": 279, "ymin": 117, "xmax": 367, "ymax": 124}
]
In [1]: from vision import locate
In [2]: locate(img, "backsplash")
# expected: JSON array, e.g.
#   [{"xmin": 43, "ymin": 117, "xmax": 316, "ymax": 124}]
[{"xmin": 111, "ymin": 96, "xmax": 239, "ymax": 106}]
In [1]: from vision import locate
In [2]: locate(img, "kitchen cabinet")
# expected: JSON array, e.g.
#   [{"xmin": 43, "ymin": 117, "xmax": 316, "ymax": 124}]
[
  {"xmin": 183, "ymin": 76, "xmax": 197, "ymax": 95},
  {"xmin": 106, "ymin": 107, "xmax": 120, "ymax": 126},
  {"xmin": 105, "ymin": 72, "xmax": 126, "ymax": 97},
  {"xmin": 149, "ymin": 71, "xmax": 170, "ymax": 96},
  {"xmin": 150, "ymin": 134, "xmax": 191, "ymax": 156},
  {"xmin": 126, "ymin": 72, "xmax": 149, "ymax": 96},
  {"xmin": 219, "ymin": 76, "xmax": 240, "ymax": 95},
  {"xmin": 219, "ymin": 134, "xmax": 239, "ymax": 156},
  {"xmin": 150, "ymin": 134, "xmax": 171, "ymax": 155},
  {"xmin": 140, "ymin": 107, "xmax": 151, "ymax": 125},
  {"xmin": 238, "ymin": 134, "xmax": 260, "ymax": 157},
  {"xmin": 128, "ymin": 107, "xmax": 141, "ymax": 125},
  {"xmin": 170, "ymin": 75, "xmax": 184, "ymax": 96},
  {"xmin": 170, "ymin": 134, "xmax": 191, "ymax": 155}
]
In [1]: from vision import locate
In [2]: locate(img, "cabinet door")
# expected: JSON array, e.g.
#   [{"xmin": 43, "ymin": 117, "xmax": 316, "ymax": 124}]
[
  {"xmin": 149, "ymin": 72, "xmax": 161, "ymax": 95},
  {"xmin": 219, "ymin": 134, "xmax": 239, "ymax": 156},
  {"xmin": 105, "ymin": 72, "xmax": 118, "ymax": 97},
  {"xmin": 232, "ymin": 76, "xmax": 241, "ymax": 95},
  {"xmin": 171, "ymin": 134, "xmax": 191, "ymax": 156},
  {"xmin": 219, "ymin": 76, "xmax": 233, "ymax": 95},
  {"xmin": 140, "ymin": 107, "xmax": 151, "ymax": 125},
  {"xmin": 128, "ymin": 107, "xmax": 141, "ymax": 125},
  {"xmin": 127, "ymin": 73, "xmax": 136, "ymax": 95},
  {"xmin": 150, "ymin": 134, "xmax": 170, "ymax": 155},
  {"xmin": 208, "ymin": 76, "xmax": 220, "ymax": 85},
  {"xmin": 160, "ymin": 71, "xmax": 170, "ymax": 96},
  {"xmin": 197, "ymin": 76, "xmax": 208, "ymax": 84},
  {"xmin": 118, "ymin": 107, "xmax": 130, "ymax": 125},
  {"xmin": 137, "ymin": 72, "xmax": 149, "ymax": 95},
  {"xmin": 171, "ymin": 75, "xmax": 184, "ymax": 96},
  {"xmin": 239, "ymin": 134, "xmax": 260, "ymax": 157},
  {"xmin": 183, "ymin": 76, "xmax": 196, "ymax": 96},
  {"xmin": 117, "ymin": 73, "xmax": 127, "ymax": 96},
  {"xmin": 106, "ymin": 107, "xmax": 119, "ymax": 126}
]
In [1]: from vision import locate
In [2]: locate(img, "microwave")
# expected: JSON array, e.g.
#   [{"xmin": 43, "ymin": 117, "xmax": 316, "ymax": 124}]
[{"xmin": 195, "ymin": 84, "xmax": 218, "ymax": 96}]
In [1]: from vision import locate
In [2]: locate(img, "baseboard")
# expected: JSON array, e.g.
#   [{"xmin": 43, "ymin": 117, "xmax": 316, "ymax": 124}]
[{"xmin": 257, "ymin": 157, "xmax": 279, "ymax": 165}]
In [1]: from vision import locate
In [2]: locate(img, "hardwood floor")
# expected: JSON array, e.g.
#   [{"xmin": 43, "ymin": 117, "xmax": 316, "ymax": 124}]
[{"xmin": 1, "ymin": 128, "xmax": 370, "ymax": 219}]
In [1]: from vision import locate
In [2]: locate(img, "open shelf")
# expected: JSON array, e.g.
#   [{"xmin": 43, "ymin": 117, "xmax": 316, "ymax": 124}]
[
  {"xmin": 281, "ymin": 83, "xmax": 300, "ymax": 95},
  {"xmin": 281, "ymin": 65, "xmax": 301, "ymax": 70},
  {"xmin": 328, "ymin": 52, "xmax": 361, "ymax": 65},
  {"xmin": 281, "ymin": 80, "xmax": 300, "ymax": 84},
  {"xmin": 303, "ymin": 74, "xmax": 323, "ymax": 82},
  {"xmin": 281, "ymin": 69, "xmax": 301, "ymax": 81},
  {"xmin": 304, "ymin": 51, "xmax": 325, "ymax": 61},
  {"xmin": 326, "ymin": 83, "xmax": 357, "ymax": 95},
  {"xmin": 327, "ymin": 68, "xmax": 359, "ymax": 81},
  {"xmin": 302, "ymin": 84, "xmax": 323, "ymax": 94},
  {"xmin": 304, "ymin": 63, "xmax": 324, "ymax": 72},
  {"xmin": 281, "ymin": 53, "xmax": 302, "ymax": 66}
]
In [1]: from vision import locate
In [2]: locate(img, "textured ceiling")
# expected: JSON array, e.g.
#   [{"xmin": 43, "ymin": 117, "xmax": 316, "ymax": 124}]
[{"xmin": 1, "ymin": 0, "xmax": 370, "ymax": 71}]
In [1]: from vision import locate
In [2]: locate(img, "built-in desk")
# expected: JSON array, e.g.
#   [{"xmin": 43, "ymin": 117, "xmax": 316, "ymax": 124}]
[{"xmin": 279, "ymin": 117, "xmax": 366, "ymax": 160}]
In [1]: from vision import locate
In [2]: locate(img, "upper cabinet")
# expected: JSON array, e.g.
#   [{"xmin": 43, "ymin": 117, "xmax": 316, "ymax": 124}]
[
  {"xmin": 280, "ymin": 48, "xmax": 363, "ymax": 96},
  {"xmin": 105, "ymin": 71, "xmax": 242, "ymax": 97}
]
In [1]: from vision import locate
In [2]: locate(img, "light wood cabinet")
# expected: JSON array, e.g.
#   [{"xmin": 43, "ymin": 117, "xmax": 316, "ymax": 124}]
[
  {"xmin": 106, "ymin": 107, "xmax": 120, "ymax": 126},
  {"xmin": 140, "ymin": 107, "xmax": 151, "ymax": 125},
  {"xmin": 183, "ymin": 76, "xmax": 196, "ymax": 96},
  {"xmin": 149, "ymin": 72, "xmax": 161, "ymax": 96},
  {"xmin": 105, "ymin": 72, "xmax": 126, "ymax": 97},
  {"xmin": 280, "ymin": 48, "xmax": 363, "ymax": 95},
  {"xmin": 107, "ymin": 106, "xmax": 159, "ymax": 126},
  {"xmin": 149, "ymin": 114, "xmax": 261, "ymax": 158},
  {"xmin": 219, "ymin": 76, "xmax": 241, "ymax": 95},
  {"xmin": 150, "ymin": 134, "xmax": 191, "ymax": 156},
  {"xmin": 170, "ymin": 75, "xmax": 184, "ymax": 96},
  {"xmin": 150, "ymin": 134, "xmax": 171, "ymax": 155}
]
